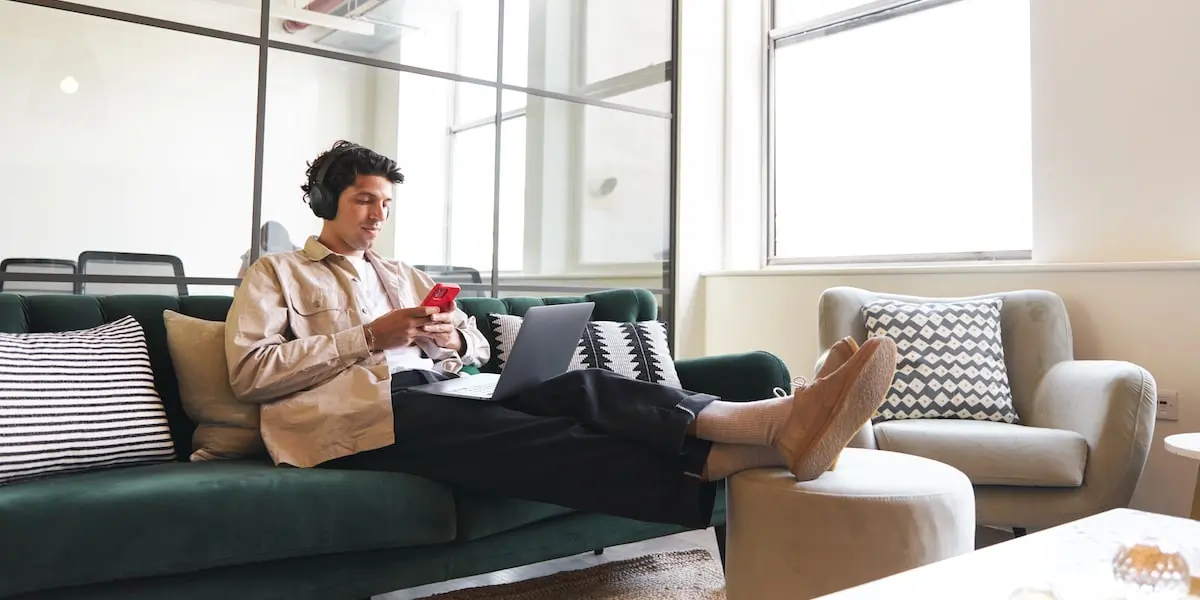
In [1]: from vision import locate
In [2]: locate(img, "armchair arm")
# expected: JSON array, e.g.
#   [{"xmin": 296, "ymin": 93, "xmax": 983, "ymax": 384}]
[
  {"xmin": 1026, "ymin": 360, "xmax": 1157, "ymax": 511},
  {"xmin": 676, "ymin": 351, "xmax": 791, "ymax": 402}
]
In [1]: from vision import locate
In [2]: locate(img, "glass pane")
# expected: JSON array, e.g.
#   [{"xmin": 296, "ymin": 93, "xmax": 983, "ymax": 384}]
[
  {"xmin": 772, "ymin": 0, "xmax": 1032, "ymax": 259},
  {"xmin": 456, "ymin": 84, "xmax": 499, "ymax": 126},
  {"xmin": 65, "ymin": 0, "xmax": 260, "ymax": 36},
  {"xmin": 189, "ymin": 284, "xmax": 237, "ymax": 297},
  {"xmin": 498, "ymin": 117, "xmax": 527, "ymax": 273},
  {"xmin": 269, "ymin": 0, "xmax": 499, "ymax": 82},
  {"xmin": 774, "ymin": 0, "xmax": 877, "ymax": 27},
  {"xmin": 260, "ymin": 50, "xmax": 497, "ymax": 281},
  {"xmin": 497, "ymin": 90, "xmax": 669, "ymax": 288},
  {"xmin": 503, "ymin": 0, "xmax": 670, "ymax": 113},
  {"xmin": 447, "ymin": 126, "xmax": 497, "ymax": 274},
  {"xmin": 580, "ymin": 86, "xmax": 671, "ymax": 266},
  {"xmin": 584, "ymin": 0, "xmax": 670, "ymax": 85},
  {"xmin": 258, "ymin": 49, "xmax": 376, "ymax": 275},
  {"xmin": 0, "ymin": 3, "xmax": 257, "ymax": 280}
]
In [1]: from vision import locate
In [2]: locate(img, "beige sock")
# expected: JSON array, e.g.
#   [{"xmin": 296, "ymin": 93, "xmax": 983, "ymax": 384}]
[
  {"xmin": 701, "ymin": 443, "xmax": 787, "ymax": 481},
  {"xmin": 692, "ymin": 397, "xmax": 791, "ymax": 447}
]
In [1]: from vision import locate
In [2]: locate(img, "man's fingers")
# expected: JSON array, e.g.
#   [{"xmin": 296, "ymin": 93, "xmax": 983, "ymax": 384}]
[{"xmin": 401, "ymin": 306, "xmax": 437, "ymax": 317}]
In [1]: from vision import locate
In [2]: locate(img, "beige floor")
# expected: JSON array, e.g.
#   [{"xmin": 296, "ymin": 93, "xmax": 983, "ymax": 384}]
[
  {"xmin": 375, "ymin": 528, "xmax": 722, "ymax": 600},
  {"xmin": 374, "ymin": 525, "xmax": 1013, "ymax": 599}
]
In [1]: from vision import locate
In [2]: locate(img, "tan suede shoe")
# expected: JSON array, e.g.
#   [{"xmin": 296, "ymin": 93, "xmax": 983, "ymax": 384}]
[
  {"xmin": 776, "ymin": 336, "xmax": 897, "ymax": 481},
  {"xmin": 773, "ymin": 336, "xmax": 859, "ymax": 398},
  {"xmin": 817, "ymin": 336, "xmax": 859, "ymax": 379},
  {"xmin": 813, "ymin": 336, "xmax": 861, "ymax": 471}
]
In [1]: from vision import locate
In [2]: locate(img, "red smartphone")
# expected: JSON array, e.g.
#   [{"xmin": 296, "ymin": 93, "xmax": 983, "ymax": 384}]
[{"xmin": 421, "ymin": 283, "xmax": 461, "ymax": 313}]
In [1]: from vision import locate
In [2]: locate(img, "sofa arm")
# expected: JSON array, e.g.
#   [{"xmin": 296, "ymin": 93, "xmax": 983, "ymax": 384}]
[
  {"xmin": 1026, "ymin": 360, "xmax": 1157, "ymax": 511},
  {"xmin": 676, "ymin": 351, "xmax": 791, "ymax": 402}
]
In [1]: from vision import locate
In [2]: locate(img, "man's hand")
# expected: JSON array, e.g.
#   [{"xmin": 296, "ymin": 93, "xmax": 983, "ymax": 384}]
[
  {"xmin": 364, "ymin": 307, "xmax": 438, "ymax": 351},
  {"xmin": 417, "ymin": 311, "xmax": 463, "ymax": 352}
]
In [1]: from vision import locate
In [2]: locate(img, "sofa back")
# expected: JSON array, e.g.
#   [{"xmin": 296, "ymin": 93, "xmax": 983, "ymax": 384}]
[{"xmin": 0, "ymin": 288, "xmax": 660, "ymax": 461}]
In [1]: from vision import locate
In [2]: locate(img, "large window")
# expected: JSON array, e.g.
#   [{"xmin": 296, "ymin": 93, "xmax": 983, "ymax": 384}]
[
  {"xmin": 768, "ymin": 0, "xmax": 1033, "ymax": 264},
  {"xmin": 0, "ymin": 0, "xmax": 676, "ymax": 307}
]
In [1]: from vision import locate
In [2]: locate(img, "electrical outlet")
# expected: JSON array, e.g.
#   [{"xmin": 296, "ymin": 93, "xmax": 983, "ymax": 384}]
[{"xmin": 1157, "ymin": 390, "xmax": 1179, "ymax": 421}]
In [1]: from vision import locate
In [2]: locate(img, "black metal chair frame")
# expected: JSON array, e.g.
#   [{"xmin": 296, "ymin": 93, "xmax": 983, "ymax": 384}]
[
  {"xmin": 0, "ymin": 258, "xmax": 79, "ymax": 293},
  {"xmin": 75, "ymin": 251, "xmax": 188, "ymax": 296}
]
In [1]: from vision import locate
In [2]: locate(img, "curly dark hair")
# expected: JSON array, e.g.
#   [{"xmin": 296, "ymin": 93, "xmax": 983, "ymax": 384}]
[{"xmin": 301, "ymin": 140, "xmax": 404, "ymax": 219}]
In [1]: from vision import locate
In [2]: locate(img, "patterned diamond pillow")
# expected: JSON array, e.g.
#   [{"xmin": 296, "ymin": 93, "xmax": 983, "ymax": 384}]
[
  {"xmin": 862, "ymin": 298, "xmax": 1019, "ymax": 424},
  {"xmin": 488, "ymin": 314, "xmax": 682, "ymax": 389}
]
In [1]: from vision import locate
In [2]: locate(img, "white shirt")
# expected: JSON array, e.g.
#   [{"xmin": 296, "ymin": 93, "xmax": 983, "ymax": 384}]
[{"xmin": 345, "ymin": 255, "xmax": 434, "ymax": 373}]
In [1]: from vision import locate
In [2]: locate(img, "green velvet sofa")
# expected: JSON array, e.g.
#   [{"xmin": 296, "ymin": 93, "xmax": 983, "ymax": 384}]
[{"xmin": 0, "ymin": 288, "xmax": 791, "ymax": 600}]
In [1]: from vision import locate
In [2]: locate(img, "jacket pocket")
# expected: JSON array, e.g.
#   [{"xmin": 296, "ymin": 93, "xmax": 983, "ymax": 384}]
[{"xmin": 288, "ymin": 288, "xmax": 350, "ymax": 336}]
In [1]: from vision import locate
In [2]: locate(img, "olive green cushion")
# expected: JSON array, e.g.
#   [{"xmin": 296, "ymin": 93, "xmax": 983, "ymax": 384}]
[{"xmin": 0, "ymin": 460, "xmax": 456, "ymax": 597}]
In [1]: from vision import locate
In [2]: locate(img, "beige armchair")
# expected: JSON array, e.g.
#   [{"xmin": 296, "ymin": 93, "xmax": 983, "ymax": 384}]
[{"xmin": 817, "ymin": 286, "xmax": 1157, "ymax": 533}]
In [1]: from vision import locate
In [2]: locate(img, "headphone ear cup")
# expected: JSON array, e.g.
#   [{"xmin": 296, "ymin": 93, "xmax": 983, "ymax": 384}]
[{"xmin": 309, "ymin": 185, "xmax": 334, "ymax": 220}]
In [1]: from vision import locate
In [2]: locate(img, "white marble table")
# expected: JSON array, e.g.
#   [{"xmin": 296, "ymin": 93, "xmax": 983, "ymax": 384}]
[
  {"xmin": 815, "ymin": 508, "xmax": 1200, "ymax": 600},
  {"xmin": 1165, "ymin": 433, "xmax": 1200, "ymax": 520}
]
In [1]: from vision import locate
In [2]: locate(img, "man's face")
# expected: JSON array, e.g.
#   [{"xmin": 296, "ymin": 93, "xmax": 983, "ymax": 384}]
[{"xmin": 328, "ymin": 174, "xmax": 392, "ymax": 252}]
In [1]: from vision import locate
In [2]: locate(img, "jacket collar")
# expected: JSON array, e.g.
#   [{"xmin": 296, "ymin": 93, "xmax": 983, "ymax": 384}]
[{"xmin": 300, "ymin": 235, "xmax": 386, "ymax": 264}]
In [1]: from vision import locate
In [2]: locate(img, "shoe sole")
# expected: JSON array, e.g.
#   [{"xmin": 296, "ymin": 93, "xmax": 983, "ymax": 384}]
[
  {"xmin": 817, "ymin": 337, "xmax": 861, "ymax": 473},
  {"xmin": 782, "ymin": 337, "xmax": 897, "ymax": 481}
]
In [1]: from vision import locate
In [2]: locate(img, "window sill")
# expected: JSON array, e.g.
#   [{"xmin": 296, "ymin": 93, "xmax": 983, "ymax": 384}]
[
  {"xmin": 498, "ymin": 271, "xmax": 663, "ymax": 281},
  {"xmin": 706, "ymin": 259, "xmax": 1200, "ymax": 278}
]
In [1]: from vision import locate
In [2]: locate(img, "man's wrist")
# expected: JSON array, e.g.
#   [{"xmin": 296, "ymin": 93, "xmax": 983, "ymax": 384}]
[{"xmin": 363, "ymin": 322, "xmax": 377, "ymax": 351}]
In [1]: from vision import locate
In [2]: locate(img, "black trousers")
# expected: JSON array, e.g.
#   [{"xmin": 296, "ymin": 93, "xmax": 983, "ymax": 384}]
[{"xmin": 323, "ymin": 368, "xmax": 720, "ymax": 529}]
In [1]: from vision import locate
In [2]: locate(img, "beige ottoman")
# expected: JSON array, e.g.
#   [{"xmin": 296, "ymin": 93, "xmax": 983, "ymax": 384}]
[{"xmin": 724, "ymin": 448, "xmax": 975, "ymax": 600}]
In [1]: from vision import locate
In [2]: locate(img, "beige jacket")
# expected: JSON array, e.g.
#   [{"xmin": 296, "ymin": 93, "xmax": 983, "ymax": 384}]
[{"xmin": 224, "ymin": 236, "xmax": 490, "ymax": 468}]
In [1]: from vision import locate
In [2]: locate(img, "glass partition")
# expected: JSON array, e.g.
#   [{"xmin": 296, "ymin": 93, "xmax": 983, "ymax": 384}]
[{"xmin": 1, "ymin": 0, "xmax": 677, "ymax": 337}]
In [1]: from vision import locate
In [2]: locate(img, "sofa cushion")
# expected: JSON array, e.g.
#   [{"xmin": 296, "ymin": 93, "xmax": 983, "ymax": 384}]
[
  {"xmin": 163, "ymin": 310, "xmax": 265, "ymax": 461},
  {"xmin": 9, "ymin": 294, "xmax": 236, "ymax": 461},
  {"xmin": 0, "ymin": 315, "xmax": 177, "ymax": 484},
  {"xmin": 874, "ymin": 419, "xmax": 1087, "ymax": 487},
  {"xmin": 454, "ymin": 493, "xmax": 577, "ymax": 541},
  {"xmin": 862, "ymin": 297, "xmax": 1020, "ymax": 424},
  {"xmin": 458, "ymin": 289, "xmax": 659, "ymax": 373},
  {"xmin": 489, "ymin": 315, "xmax": 682, "ymax": 388},
  {"xmin": 0, "ymin": 460, "xmax": 456, "ymax": 597}
]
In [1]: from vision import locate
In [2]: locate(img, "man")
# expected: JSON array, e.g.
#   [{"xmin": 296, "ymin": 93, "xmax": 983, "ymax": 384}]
[{"xmin": 225, "ymin": 140, "xmax": 898, "ymax": 529}]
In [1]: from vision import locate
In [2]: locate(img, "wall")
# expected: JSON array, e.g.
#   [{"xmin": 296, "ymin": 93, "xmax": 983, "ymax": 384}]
[
  {"xmin": 698, "ymin": 0, "xmax": 1200, "ymax": 518},
  {"xmin": 1031, "ymin": 0, "xmax": 1200, "ymax": 262},
  {"xmin": 672, "ymin": 0, "xmax": 728, "ymax": 359},
  {"xmin": 0, "ymin": 1, "xmax": 374, "ymax": 279}
]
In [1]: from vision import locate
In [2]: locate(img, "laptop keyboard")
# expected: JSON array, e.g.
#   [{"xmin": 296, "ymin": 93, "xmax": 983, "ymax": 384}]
[{"xmin": 453, "ymin": 382, "xmax": 495, "ymax": 397}]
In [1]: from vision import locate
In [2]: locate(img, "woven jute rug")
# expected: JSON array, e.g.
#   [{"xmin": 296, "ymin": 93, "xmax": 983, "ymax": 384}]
[{"xmin": 417, "ymin": 549, "xmax": 727, "ymax": 600}]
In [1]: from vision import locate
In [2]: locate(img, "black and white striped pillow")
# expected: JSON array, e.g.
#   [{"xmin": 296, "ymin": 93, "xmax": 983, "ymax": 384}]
[
  {"xmin": 489, "ymin": 314, "xmax": 682, "ymax": 388},
  {"xmin": 0, "ymin": 316, "xmax": 176, "ymax": 484}
]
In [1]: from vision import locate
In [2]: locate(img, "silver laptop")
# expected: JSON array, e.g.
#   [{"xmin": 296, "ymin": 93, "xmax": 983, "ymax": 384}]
[{"xmin": 411, "ymin": 302, "xmax": 595, "ymax": 401}]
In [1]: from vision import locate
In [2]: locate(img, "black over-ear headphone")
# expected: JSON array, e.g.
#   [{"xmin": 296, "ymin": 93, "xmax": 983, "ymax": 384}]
[{"xmin": 307, "ymin": 143, "xmax": 360, "ymax": 220}]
